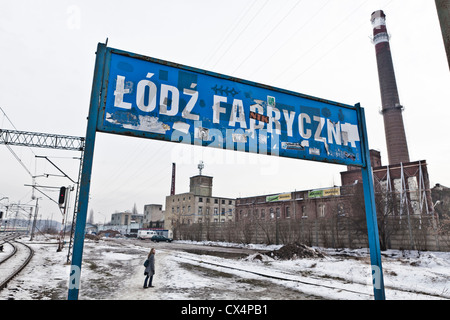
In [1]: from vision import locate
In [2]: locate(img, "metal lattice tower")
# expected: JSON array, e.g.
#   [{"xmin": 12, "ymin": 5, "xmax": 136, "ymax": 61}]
[
  {"xmin": 0, "ymin": 128, "xmax": 85, "ymax": 262},
  {"xmin": 0, "ymin": 129, "xmax": 85, "ymax": 151}
]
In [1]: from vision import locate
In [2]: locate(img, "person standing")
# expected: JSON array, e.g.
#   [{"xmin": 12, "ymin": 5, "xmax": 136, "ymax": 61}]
[{"xmin": 143, "ymin": 248, "xmax": 155, "ymax": 288}]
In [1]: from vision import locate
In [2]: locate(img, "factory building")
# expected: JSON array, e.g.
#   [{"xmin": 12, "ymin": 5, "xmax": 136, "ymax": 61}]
[
  {"xmin": 143, "ymin": 204, "xmax": 164, "ymax": 228},
  {"xmin": 164, "ymin": 174, "xmax": 235, "ymax": 231}
]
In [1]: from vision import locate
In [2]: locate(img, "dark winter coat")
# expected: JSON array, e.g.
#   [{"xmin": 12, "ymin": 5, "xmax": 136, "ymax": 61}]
[{"xmin": 144, "ymin": 254, "xmax": 155, "ymax": 277}]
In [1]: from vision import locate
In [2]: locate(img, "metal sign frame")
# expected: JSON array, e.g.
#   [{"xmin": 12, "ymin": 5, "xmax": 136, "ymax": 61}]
[{"xmin": 68, "ymin": 43, "xmax": 385, "ymax": 300}]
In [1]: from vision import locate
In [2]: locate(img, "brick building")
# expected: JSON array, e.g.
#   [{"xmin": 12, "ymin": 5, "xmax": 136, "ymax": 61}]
[
  {"xmin": 236, "ymin": 186, "xmax": 351, "ymax": 223},
  {"xmin": 236, "ymin": 150, "xmax": 435, "ymax": 224}
]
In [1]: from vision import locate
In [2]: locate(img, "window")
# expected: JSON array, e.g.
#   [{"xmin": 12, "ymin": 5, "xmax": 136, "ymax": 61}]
[
  {"xmin": 261, "ymin": 209, "xmax": 265, "ymax": 219},
  {"xmin": 270, "ymin": 208, "xmax": 274, "ymax": 219},
  {"xmin": 222, "ymin": 208, "xmax": 225, "ymax": 216},
  {"xmin": 318, "ymin": 204, "xmax": 325, "ymax": 217},
  {"xmin": 286, "ymin": 206, "xmax": 290, "ymax": 218},
  {"xmin": 214, "ymin": 207, "xmax": 218, "ymax": 215},
  {"xmin": 222, "ymin": 199, "xmax": 225, "ymax": 204},
  {"xmin": 337, "ymin": 203, "xmax": 345, "ymax": 216},
  {"xmin": 408, "ymin": 177, "xmax": 421, "ymax": 215},
  {"xmin": 199, "ymin": 197, "xmax": 203, "ymax": 202},
  {"xmin": 214, "ymin": 199, "xmax": 218, "ymax": 204},
  {"xmin": 302, "ymin": 205, "xmax": 307, "ymax": 218},
  {"xmin": 276, "ymin": 207, "xmax": 281, "ymax": 218},
  {"xmin": 229, "ymin": 200, "xmax": 233, "ymax": 205},
  {"xmin": 198, "ymin": 207, "xmax": 203, "ymax": 214}
]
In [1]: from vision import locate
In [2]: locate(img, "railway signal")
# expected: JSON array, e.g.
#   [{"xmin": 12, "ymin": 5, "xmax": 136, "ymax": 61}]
[{"xmin": 58, "ymin": 186, "xmax": 67, "ymax": 207}]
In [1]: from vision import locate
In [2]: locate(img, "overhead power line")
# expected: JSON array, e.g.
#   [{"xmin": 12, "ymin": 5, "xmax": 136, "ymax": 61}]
[
  {"xmin": 272, "ymin": 0, "xmax": 371, "ymax": 83},
  {"xmin": 232, "ymin": 0, "xmax": 304, "ymax": 74},
  {"xmin": 248, "ymin": 0, "xmax": 332, "ymax": 78},
  {"xmin": 209, "ymin": 0, "xmax": 270, "ymax": 70},
  {"xmin": 201, "ymin": 0, "xmax": 259, "ymax": 69}
]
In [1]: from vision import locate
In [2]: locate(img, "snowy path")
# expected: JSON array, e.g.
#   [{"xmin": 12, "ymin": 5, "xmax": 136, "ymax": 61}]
[{"xmin": 107, "ymin": 247, "xmax": 320, "ymax": 300}]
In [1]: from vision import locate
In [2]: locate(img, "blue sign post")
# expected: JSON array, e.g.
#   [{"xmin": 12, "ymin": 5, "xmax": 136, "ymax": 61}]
[{"xmin": 68, "ymin": 43, "xmax": 385, "ymax": 300}]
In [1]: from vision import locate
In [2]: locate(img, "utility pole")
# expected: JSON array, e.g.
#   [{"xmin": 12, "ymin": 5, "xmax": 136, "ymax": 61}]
[
  {"xmin": 12, "ymin": 201, "xmax": 19, "ymax": 231},
  {"xmin": 30, "ymin": 198, "xmax": 39, "ymax": 241},
  {"xmin": 435, "ymin": 0, "xmax": 450, "ymax": 69},
  {"xmin": 27, "ymin": 206, "xmax": 33, "ymax": 235}
]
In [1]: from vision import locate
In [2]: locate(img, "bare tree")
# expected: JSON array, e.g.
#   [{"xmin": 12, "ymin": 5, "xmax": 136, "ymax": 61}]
[{"xmin": 132, "ymin": 203, "xmax": 138, "ymax": 215}]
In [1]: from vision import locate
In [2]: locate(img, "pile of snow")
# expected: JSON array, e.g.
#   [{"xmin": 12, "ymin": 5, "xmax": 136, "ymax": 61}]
[
  {"xmin": 175, "ymin": 239, "xmax": 282, "ymax": 251},
  {"xmin": 264, "ymin": 243, "xmax": 325, "ymax": 260}
]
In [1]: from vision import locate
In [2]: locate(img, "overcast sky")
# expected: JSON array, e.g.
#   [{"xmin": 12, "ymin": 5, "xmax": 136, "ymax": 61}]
[{"xmin": 1, "ymin": 0, "xmax": 449, "ymax": 224}]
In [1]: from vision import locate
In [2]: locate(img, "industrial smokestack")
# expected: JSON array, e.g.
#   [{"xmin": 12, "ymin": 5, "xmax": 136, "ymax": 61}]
[
  {"xmin": 435, "ymin": 0, "xmax": 450, "ymax": 70},
  {"xmin": 371, "ymin": 10, "xmax": 410, "ymax": 165},
  {"xmin": 171, "ymin": 163, "xmax": 176, "ymax": 196}
]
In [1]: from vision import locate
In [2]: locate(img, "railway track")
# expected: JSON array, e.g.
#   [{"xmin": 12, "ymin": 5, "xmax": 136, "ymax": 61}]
[
  {"xmin": 0, "ymin": 232, "xmax": 20, "ymax": 245},
  {"xmin": 172, "ymin": 252, "xmax": 450, "ymax": 300},
  {"xmin": 0, "ymin": 239, "xmax": 34, "ymax": 290}
]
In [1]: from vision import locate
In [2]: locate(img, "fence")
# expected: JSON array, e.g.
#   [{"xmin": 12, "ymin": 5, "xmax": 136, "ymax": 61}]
[{"xmin": 175, "ymin": 216, "xmax": 450, "ymax": 252}]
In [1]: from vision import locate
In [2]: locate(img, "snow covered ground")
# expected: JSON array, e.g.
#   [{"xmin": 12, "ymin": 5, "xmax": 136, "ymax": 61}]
[{"xmin": 1, "ymin": 235, "xmax": 449, "ymax": 300}]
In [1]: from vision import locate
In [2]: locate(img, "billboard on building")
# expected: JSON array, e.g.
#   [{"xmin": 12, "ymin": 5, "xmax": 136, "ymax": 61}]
[
  {"xmin": 266, "ymin": 193, "xmax": 292, "ymax": 202},
  {"xmin": 308, "ymin": 187, "xmax": 340, "ymax": 199}
]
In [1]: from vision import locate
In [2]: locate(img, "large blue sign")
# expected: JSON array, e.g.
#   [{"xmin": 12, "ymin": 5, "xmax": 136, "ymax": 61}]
[
  {"xmin": 96, "ymin": 47, "xmax": 364, "ymax": 166},
  {"xmin": 69, "ymin": 43, "xmax": 385, "ymax": 301}
]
